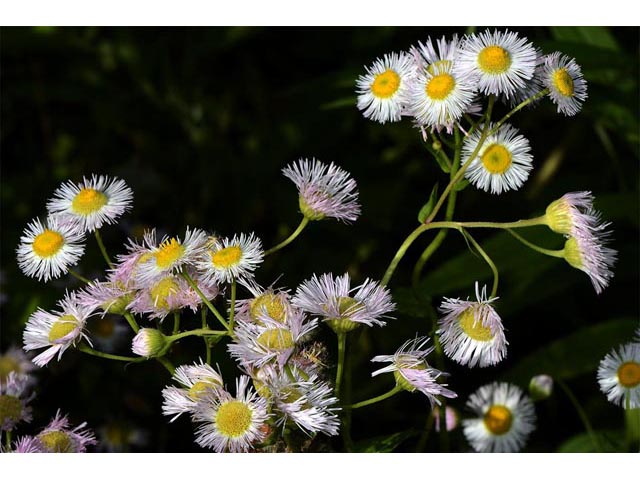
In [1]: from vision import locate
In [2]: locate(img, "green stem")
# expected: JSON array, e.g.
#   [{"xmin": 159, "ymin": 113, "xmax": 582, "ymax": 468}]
[
  {"xmin": 68, "ymin": 269, "xmax": 91, "ymax": 284},
  {"xmin": 431, "ymin": 331, "xmax": 449, "ymax": 452},
  {"xmin": 123, "ymin": 312, "xmax": 139, "ymax": 333},
  {"xmin": 94, "ymin": 230, "xmax": 113, "ymax": 268},
  {"xmin": 382, "ymin": 224, "xmax": 430, "ymax": 286},
  {"xmin": 335, "ymin": 333, "xmax": 347, "ymax": 399},
  {"xmin": 488, "ymin": 88, "xmax": 550, "ymax": 136},
  {"xmin": 507, "ymin": 229, "xmax": 565, "ymax": 258},
  {"xmin": 5, "ymin": 429, "xmax": 12, "ymax": 451},
  {"xmin": 264, "ymin": 216, "xmax": 310, "ymax": 256},
  {"xmin": 431, "ymin": 216, "xmax": 547, "ymax": 230},
  {"xmin": 172, "ymin": 311, "xmax": 180, "ymax": 335},
  {"xmin": 229, "ymin": 278, "xmax": 237, "ymax": 331},
  {"xmin": 462, "ymin": 229, "xmax": 499, "ymax": 298},
  {"xmin": 415, "ymin": 408, "xmax": 436, "ymax": 452},
  {"xmin": 557, "ymin": 378, "xmax": 602, "ymax": 453},
  {"xmin": 167, "ymin": 328, "xmax": 228, "ymax": 343},
  {"xmin": 181, "ymin": 271, "xmax": 230, "ymax": 331},
  {"xmin": 156, "ymin": 357, "xmax": 175, "ymax": 375},
  {"xmin": 346, "ymin": 386, "xmax": 402, "ymax": 410},
  {"xmin": 79, "ymin": 344, "xmax": 146, "ymax": 363},
  {"xmin": 201, "ymin": 308, "xmax": 212, "ymax": 365}
]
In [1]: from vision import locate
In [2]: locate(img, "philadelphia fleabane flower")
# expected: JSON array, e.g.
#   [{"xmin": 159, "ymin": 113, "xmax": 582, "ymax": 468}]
[
  {"xmin": 356, "ymin": 52, "xmax": 415, "ymax": 124},
  {"xmin": 17, "ymin": 216, "xmax": 85, "ymax": 282},
  {"xmin": 0, "ymin": 346, "xmax": 36, "ymax": 383},
  {"xmin": 597, "ymin": 343, "xmax": 640, "ymax": 409},
  {"xmin": 293, "ymin": 273, "xmax": 394, "ymax": 334},
  {"xmin": 437, "ymin": 283, "xmax": 507, "ymax": 368},
  {"xmin": 545, "ymin": 191, "xmax": 605, "ymax": 237},
  {"xmin": 0, "ymin": 372, "xmax": 33, "ymax": 432},
  {"xmin": 233, "ymin": 280, "xmax": 292, "ymax": 325},
  {"xmin": 455, "ymin": 29, "xmax": 537, "ymax": 99},
  {"xmin": 77, "ymin": 277, "xmax": 136, "ymax": 317},
  {"xmin": 371, "ymin": 336, "xmax": 457, "ymax": 406},
  {"xmin": 538, "ymin": 52, "xmax": 588, "ymax": 116},
  {"xmin": 562, "ymin": 226, "xmax": 616, "ymax": 295},
  {"xmin": 192, "ymin": 376, "xmax": 270, "ymax": 453},
  {"xmin": 462, "ymin": 122, "xmax": 533, "ymax": 194},
  {"xmin": 23, "ymin": 291, "xmax": 94, "ymax": 367},
  {"xmin": 463, "ymin": 382, "xmax": 536, "ymax": 453},
  {"xmin": 46, "ymin": 174, "xmax": 133, "ymax": 233},
  {"xmin": 282, "ymin": 158, "xmax": 361, "ymax": 223},
  {"xmin": 408, "ymin": 35, "xmax": 475, "ymax": 129},
  {"xmin": 196, "ymin": 233, "xmax": 263, "ymax": 284},
  {"xmin": 34, "ymin": 410, "xmax": 97, "ymax": 452},
  {"xmin": 162, "ymin": 361, "xmax": 224, "ymax": 421}
]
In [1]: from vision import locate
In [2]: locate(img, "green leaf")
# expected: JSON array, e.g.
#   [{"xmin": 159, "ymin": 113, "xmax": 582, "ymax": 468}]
[
  {"xmin": 557, "ymin": 430, "xmax": 625, "ymax": 452},
  {"xmin": 503, "ymin": 318, "xmax": 637, "ymax": 383},
  {"xmin": 354, "ymin": 430, "xmax": 416, "ymax": 453},
  {"xmin": 417, "ymin": 184, "xmax": 439, "ymax": 223},
  {"xmin": 320, "ymin": 96, "xmax": 356, "ymax": 110},
  {"xmin": 550, "ymin": 27, "xmax": 619, "ymax": 51},
  {"xmin": 433, "ymin": 150, "xmax": 451, "ymax": 173}
]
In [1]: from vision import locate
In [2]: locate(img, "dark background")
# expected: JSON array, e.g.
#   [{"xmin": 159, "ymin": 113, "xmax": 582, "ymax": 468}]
[{"xmin": 1, "ymin": 26, "xmax": 638, "ymax": 452}]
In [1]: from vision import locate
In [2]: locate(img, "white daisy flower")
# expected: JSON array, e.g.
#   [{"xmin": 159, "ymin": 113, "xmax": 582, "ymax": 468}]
[
  {"xmin": 597, "ymin": 343, "xmax": 640, "ymax": 409},
  {"xmin": 234, "ymin": 282, "xmax": 292, "ymax": 325},
  {"xmin": 23, "ymin": 291, "xmax": 94, "ymax": 367},
  {"xmin": 293, "ymin": 273, "xmax": 395, "ymax": 334},
  {"xmin": 563, "ymin": 225, "xmax": 616, "ymax": 295},
  {"xmin": 16, "ymin": 216, "xmax": 85, "ymax": 282},
  {"xmin": 356, "ymin": 51, "xmax": 415, "ymax": 124},
  {"xmin": 135, "ymin": 228, "xmax": 208, "ymax": 284},
  {"xmin": 538, "ymin": 52, "xmax": 588, "ymax": 116},
  {"xmin": 196, "ymin": 233, "xmax": 263, "ymax": 285},
  {"xmin": 282, "ymin": 158, "xmax": 361, "ymax": 223},
  {"xmin": 463, "ymin": 382, "xmax": 536, "ymax": 453},
  {"xmin": 408, "ymin": 35, "xmax": 476, "ymax": 129},
  {"xmin": 437, "ymin": 283, "xmax": 507, "ymax": 368},
  {"xmin": 0, "ymin": 346, "xmax": 37, "ymax": 383},
  {"xmin": 0, "ymin": 372, "xmax": 33, "ymax": 431},
  {"xmin": 455, "ymin": 29, "xmax": 537, "ymax": 99},
  {"xmin": 192, "ymin": 375, "xmax": 270, "ymax": 453},
  {"xmin": 371, "ymin": 336, "xmax": 457, "ymax": 406},
  {"xmin": 161, "ymin": 361, "xmax": 224, "ymax": 421},
  {"xmin": 34, "ymin": 410, "xmax": 97, "ymax": 452},
  {"xmin": 46, "ymin": 174, "xmax": 133, "ymax": 233},
  {"xmin": 462, "ymin": 122, "xmax": 533, "ymax": 194}
]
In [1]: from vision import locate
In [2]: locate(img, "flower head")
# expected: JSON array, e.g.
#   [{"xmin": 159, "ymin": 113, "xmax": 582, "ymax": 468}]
[
  {"xmin": 162, "ymin": 361, "xmax": 224, "ymax": 421},
  {"xmin": 462, "ymin": 123, "xmax": 533, "ymax": 195},
  {"xmin": 132, "ymin": 328, "xmax": 167, "ymax": 357},
  {"xmin": 17, "ymin": 216, "xmax": 85, "ymax": 282},
  {"xmin": 46, "ymin": 174, "xmax": 133, "ymax": 233},
  {"xmin": 463, "ymin": 382, "xmax": 536, "ymax": 453},
  {"xmin": 372, "ymin": 336, "xmax": 457, "ymax": 406},
  {"xmin": 597, "ymin": 343, "xmax": 640, "ymax": 409},
  {"xmin": 437, "ymin": 283, "xmax": 507, "ymax": 368},
  {"xmin": 196, "ymin": 233, "xmax": 263, "ymax": 284},
  {"xmin": 545, "ymin": 191, "xmax": 602, "ymax": 237},
  {"xmin": 283, "ymin": 158, "xmax": 360, "ymax": 223},
  {"xmin": 293, "ymin": 273, "xmax": 394, "ymax": 334},
  {"xmin": 538, "ymin": 52, "xmax": 587, "ymax": 116},
  {"xmin": 77, "ymin": 278, "xmax": 136, "ymax": 317},
  {"xmin": 0, "ymin": 346, "xmax": 37, "ymax": 383},
  {"xmin": 234, "ymin": 282, "xmax": 293, "ymax": 325},
  {"xmin": 34, "ymin": 410, "xmax": 97, "ymax": 452},
  {"xmin": 563, "ymin": 228, "xmax": 616, "ymax": 295},
  {"xmin": 0, "ymin": 372, "xmax": 33, "ymax": 431},
  {"xmin": 356, "ymin": 52, "xmax": 415, "ymax": 124}
]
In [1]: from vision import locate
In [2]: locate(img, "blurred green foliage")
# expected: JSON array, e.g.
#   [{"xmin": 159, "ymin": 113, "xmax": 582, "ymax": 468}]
[{"xmin": 1, "ymin": 26, "xmax": 638, "ymax": 452}]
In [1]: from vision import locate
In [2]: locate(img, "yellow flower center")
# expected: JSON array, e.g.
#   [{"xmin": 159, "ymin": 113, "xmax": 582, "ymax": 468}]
[
  {"xmin": 93, "ymin": 317, "xmax": 116, "ymax": 337},
  {"xmin": 150, "ymin": 277, "xmax": 180, "ymax": 310},
  {"xmin": 483, "ymin": 404, "xmax": 513, "ymax": 435},
  {"xmin": 215, "ymin": 400, "xmax": 252, "ymax": 439},
  {"xmin": 48, "ymin": 314, "xmax": 79, "ymax": 342},
  {"xmin": 0, "ymin": 394, "xmax": 22, "ymax": 425},
  {"xmin": 617, "ymin": 361, "xmax": 640, "ymax": 388},
  {"xmin": 38, "ymin": 430, "xmax": 73, "ymax": 452},
  {"xmin": 371, "ymin": 69, "xmax": 401, "ymax": 99},
  {"xmin": 71, "ymin": 188, "xmax": 108, "ymax": 215},
  {"xmin": 188, "ymin": 381, "xmax": 218, "ymax": 400},
  {"xmin": 154, "ymin": 238, "xmax": 185, "ymax": 269},
  {"xmin": 249, "ymin": 293, "xmax": 287, "ymax": 323},
  {"xmin": 426, "ymin": 73, "xmax": 456, "ymax": 100},
  {"xmin": 481, "ymin": 144, "xmax": 512, "ymax": 174},
  {"xmin": 325, "ymin": 296, "xmax": 363, "ymax": 333},
  {"xmin": 0, "ymin": 356, "xmax": 20, "ymax": 382},
  {"xmin": 32, "ymin": 229, "xmax": 65, "ymax": 258},
  {"xmin": 552, "ymin": 68, "xmax": 575, "ymax": 97},
  {"xmin": 257, "ymin": 328, "xmax": 295, "ymax": 350},
  {"xmin": 211, "ymin": 246, "xmax": 242, "ymax": 269},
  {"xmin": 459, "ymin": 309, "xmax": 494, "ymax": 342},
  {"xmin": 478, "ymin": 45, "xmax": 512, "ymax": 74}
]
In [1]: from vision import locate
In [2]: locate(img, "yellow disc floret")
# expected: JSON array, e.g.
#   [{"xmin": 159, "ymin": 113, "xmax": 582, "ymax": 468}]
[
  {"xmin": 257, "ymin": 328, "xmax": 295, "ymax": 350},
  {"xmin": 483, "ymin": 404, "xmax": 513, "ymax": 435},
  {"xmin": 48, "ymin": 314, "xmax": 79, "ymax": 342},
  {"xmin": 0, "ymin": 394, "xmax": 22, "ymax": 425},
  {"xmin": 211, "ymin": 246, "xmax": 242, "ymax": 269},
  {"xmin": 71, "ymin": 188, "xmax": 108, "ymax": 215},
  {"xmin": 150, "ymin": 277, "xmax": 180, "ymax": 310},
  {"xmin": 325, "ymin": 296, "xmax": 364, "ymax": 334},
  {"xmin": 617, "ymin": 361, "xmax": 640, "ymax": 388},
  {"xmin": 478, "ymin": 45, "xmax": 512, "ymax": 74},
  {"xmin": 32, "ymin": 230, "xmax": 65, "ymax": 258},
  {"xmin": 371, "ymin": 69, "xmax": 401, "ymax": 99},
  {"xmin": 459, "ymin": 309, "xmax": 494, "ymax": 342},
  {"xmin": 481, "ymin": 144, "xmax": 512, "ymax": 174},
  {"xmin": 38, "ymin": 430, "xmax": 73, "ymax": 452},
  {"xmin": 216, "ymin": 401, "xmax": 252, "ymax": 438},
  {"xmin": 426, "ymin": 73, "xmax": 456, "ymax": 100},
  {"xmin": 155, "ymin": 238, "xmax": 185, "ymax": 269},
  {"xmin": 188, "ymin": 381, "xmax": 218, "ymax": 400},
  {"xmin": 249, "ymin": 293, "xmax": 287, "ymax": 323},
  {"xmin": 552, "ymin": 68, "xmax": 575, "ymax": 97}
]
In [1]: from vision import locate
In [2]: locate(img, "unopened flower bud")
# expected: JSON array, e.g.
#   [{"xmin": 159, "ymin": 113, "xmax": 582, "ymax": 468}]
[
  {"xmin": 132, "ymin": 328, "xmax": 167, "ymax": 357},
  {"xmin": 529, "ymin": 374, "xmax": 553, "ymax": 401}
]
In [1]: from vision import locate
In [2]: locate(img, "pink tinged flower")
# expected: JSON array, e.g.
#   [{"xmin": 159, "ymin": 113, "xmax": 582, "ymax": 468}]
[
  {"xmin": 192, "ymin": 376, "xmax": 270, "ymax": 453},
  {"xmin": 23, "ymin": 291, "xmax": 94, "ymax": 367},
  {"xmin": 371, "ymin": 336, "xmax": 457, "ymax": 406},
  {"xmin": 34, "ymin": 410, "xmax": 97, "ymax": 452},
  {"xmin": 545, "ymin": 191, "xmax": 607, "ymax": 238},
  {"xmin": 77, "ymin": 278, "xmax": 136, "ymax": 317},
  {"xmin": 46, "ymin": 174, "xmax": 133, "ymax": 233},
  {"xmin": 433, "ymin": 405, "xmax": 459, "ymax": 432},
  {"xmin": 282, "ymin": 158, "xmax": 361, "ymax": 223},
  {"xmin": 111, "ymin": 231, "xmax": 155, "ymax": 288},
  {"xmin": 437, "ymin": 283, "xmax": 507, "ymax": 368},
  {"xmin": 292, "ymin": 273, "xmax": 394, "ymax": 334},
  {"xmin": 11, "ymin": 435, "xmax": 43, "ymax": 453},
  {"xmin": 233, "ymin": 280, "xmax": 293, "ymax": 325},
  {"xmin": 0, "ymin": 372, "xmax": 34, "ymax": 431}
]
